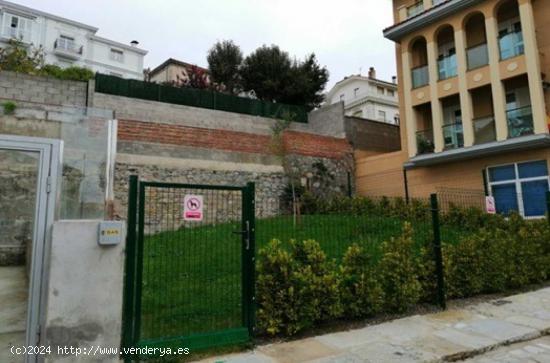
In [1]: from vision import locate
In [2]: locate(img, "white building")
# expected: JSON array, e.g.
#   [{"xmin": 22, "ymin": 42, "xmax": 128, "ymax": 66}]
[
  {"xmin": 0, "ymin": 0, "xmax": 147, "ymax": 79},
  {"xmin": 326, "ymin": 67, "xmax": 400, "ymax": 124}
]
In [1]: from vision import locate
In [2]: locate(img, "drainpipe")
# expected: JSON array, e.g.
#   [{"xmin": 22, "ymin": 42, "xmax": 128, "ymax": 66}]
[{"xmin": 403, "ymin": 167, "xmax": 410, "ymax": 204}]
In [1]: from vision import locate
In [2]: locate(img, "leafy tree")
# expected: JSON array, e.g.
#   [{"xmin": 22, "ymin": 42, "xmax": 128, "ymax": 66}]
[
  {"xmin": 240, "ymin": 45, "xmax": 292, "ymax": 102},
  {"xmin": 282, "ymin": 54, "xmax": 329, "ymax": 110},
  {"xmin": 0, "ymin": 39, "xmax": 44, "ymax": 74},
  {"xmin": 239, "ymin": 45, "xmax": 328, "ymax": 110},
  {"xmin": 181, "ymin": 65, "xmax": 210, "ymax": 89},
  {"xmin": 207, "ymin": 40, "xmax": 243, "ymax": 94}
]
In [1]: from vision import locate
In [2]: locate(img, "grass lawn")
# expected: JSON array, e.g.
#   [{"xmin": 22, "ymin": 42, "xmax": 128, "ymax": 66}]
[{"xmin": 137, "ymin": 214, "xmax": 465, "ymax": 349}]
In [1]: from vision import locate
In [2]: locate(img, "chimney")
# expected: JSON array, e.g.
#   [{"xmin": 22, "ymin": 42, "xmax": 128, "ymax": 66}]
[
  {"xmin": 130, "ymin": 40, "xmax": 139, "ymax": 47},
  {"xmin": 392, "ymin": 76, "xmax": 397, "ymax": 84},
  {"xmin": 368, "ymin": 67, "xmax": 376, "ymax": 79}
]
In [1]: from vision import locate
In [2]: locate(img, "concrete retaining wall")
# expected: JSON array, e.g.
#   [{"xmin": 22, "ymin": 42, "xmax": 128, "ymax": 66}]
[{"xmin": 44, "ymin": 220, "xmax": 124, "ymax": 362}]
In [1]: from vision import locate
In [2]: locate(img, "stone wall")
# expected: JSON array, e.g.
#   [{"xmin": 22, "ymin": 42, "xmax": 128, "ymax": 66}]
[{"xmin": 0, "ymin": 71, "xmax": 88, "ymax": 107}]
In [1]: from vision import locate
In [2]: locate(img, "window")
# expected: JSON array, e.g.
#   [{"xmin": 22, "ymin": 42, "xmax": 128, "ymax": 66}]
[
  {"xmin": 110, "ymin": 49, "xmax": 124, "ymax": 62},
  {"xmin": 354, "ymin": 88, "xmax": 360, "ymax": 97},
  {"xmin": 387, "ymin": 89, "xmax": 395, "ymax": 97},
  {"xmin": 487, "ymin": 160, "xmax": 549, "ymax": 217},
  {"xmin": 2, "ymin": 13, "xmax": 32, "ymax": 42},
  {"xmin": 57, "ymin": 35, "xmax": 75, "ymax": 51},
  {"xmin": 339, "ymin": 94, "xmax": 345, "ymax": 101},
  {"xmin": 377, "ymin": 87, "xmax": 385, "ymax": 95},
  {"xmin": 378, "ymin": 110, "xmax": 386, "ymax": 121}
]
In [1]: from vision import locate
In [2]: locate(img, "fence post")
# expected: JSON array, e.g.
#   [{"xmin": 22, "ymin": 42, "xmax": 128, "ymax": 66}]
[
  {"xmin": 546, "ymin": 191, "xmax": 550, "ymax": 225},
  {"xmin": 122, "ymin": 175, "xmax": 138, "ymax": 355},
  {"xmin": 430, "ymin": 193, "xmax": 446, "ymax": 309}
]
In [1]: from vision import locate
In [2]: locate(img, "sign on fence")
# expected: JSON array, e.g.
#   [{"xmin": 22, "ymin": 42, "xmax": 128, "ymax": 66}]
[
  {"xmin": 183, "ymin": 195, "xmax": 204, "ymax": 221},
  {"xmin": 485, "ymin": 196, "xmax": 496, "ymax": 214}
]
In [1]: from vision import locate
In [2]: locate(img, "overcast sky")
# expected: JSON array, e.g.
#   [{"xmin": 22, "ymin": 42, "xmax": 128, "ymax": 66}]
[{"xmin": 16, "ymin": 0, "xmax": 397, "ymax": 90}]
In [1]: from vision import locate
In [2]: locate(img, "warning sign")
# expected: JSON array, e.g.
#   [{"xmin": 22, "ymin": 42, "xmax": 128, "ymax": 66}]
[
  {"xmin": 485, "ymin": 196, "xmax": 496, "ymax": 214},
  {"xmin": 183, "ymin": 195, "xmax": 204, "ymax": 221}
]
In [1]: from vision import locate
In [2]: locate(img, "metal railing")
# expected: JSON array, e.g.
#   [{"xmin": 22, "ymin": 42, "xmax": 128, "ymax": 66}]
[
  {"xmin": 473, "ymin": 115, "xmax": 496, "ymax": 145},
  {"xmin": 54, "ymin": 38, "xmax": 83, "ymax": 55},
  {"xmin": 416, "ymin": 128, "xmax": 435, "ymax": 155},
  {"xmin": 467, "ymin": 43, "xmax": 489, "ymax": 70},
  {"xmin": 507, "ymin": 106, "xmax": 533, "ymax": 138},
  {"xmin": 442, "ymin": 122, "xmax": 464, "ymax": 149},
  {"xmin": 412, "ymin": 65, "xmax": 429, "ymax": 88},
  {"xmin": 499, "ymin": 30, "xmax": 524, "ymax": 60},
  {"xmin": 438, "ymin": 54, "xmax": 457, "ymax": 80}
]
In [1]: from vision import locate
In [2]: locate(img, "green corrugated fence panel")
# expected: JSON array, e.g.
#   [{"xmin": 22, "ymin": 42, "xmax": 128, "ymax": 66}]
[{"xmin": 95, "ymin": 73, "xmax": 308, "ymax": 123}]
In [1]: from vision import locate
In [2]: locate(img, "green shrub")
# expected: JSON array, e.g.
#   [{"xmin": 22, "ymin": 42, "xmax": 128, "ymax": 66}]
[
  {"xmin": 3, "ymin": 101, "xmax": 16, "ymax": 115},
  {"xmin": 445, "ymin": 237, "xmax": 484, "ymax": 298},
  {"xmin": 40, "ymin": 64, "xmax": 94, "ymax": 81},
  {"xmin": 377, "ymin": 222, "xmax": 422, "ymax": 312},
  {"xmin": 291, "ymin": 239, "xmax": 343, "ymax": 322},
  {"xmin": 340, "ymin": 244, "xmax": 383, "ymax": 318},
  {"xmin": 256, "ymin": 239, "xmax": 342, "ymax": 336},
  {"xmin": 256, "ymin": 239, "xmax": 304, "ymax": 336}
]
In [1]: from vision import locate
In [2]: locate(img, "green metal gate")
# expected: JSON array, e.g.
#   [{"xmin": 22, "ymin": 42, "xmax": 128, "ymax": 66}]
[{"xmin": 122, "ymin": 176, "xmax": 256, "ymax": 356}]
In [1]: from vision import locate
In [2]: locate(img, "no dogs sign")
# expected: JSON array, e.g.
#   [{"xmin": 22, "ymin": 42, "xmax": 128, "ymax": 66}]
[{"xmin": 183, "ymin": 195, "xmax": 204, "ymax": 221}]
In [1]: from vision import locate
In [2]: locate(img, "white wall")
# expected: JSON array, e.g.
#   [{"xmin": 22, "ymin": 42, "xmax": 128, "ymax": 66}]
[
  {"xmin": 0, "ymin": 3, "xmax": 146, "ymax": 79},
  {"xmin": 44, "ymin": 220, "xmax": 125, "ymax": 362},
  {"xmin": 328, "ymin": 77, "xmax": 399, "ymax": 124}
]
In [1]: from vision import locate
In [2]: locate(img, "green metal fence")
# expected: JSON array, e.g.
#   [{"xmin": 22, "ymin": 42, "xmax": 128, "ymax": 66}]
[
  {"xmin": 123, "ymin": 177, "xmax": 256, "ymax": 357},
  {"xmin": 95, "ymin": 73, "xmax": 308, "ymax": 123}
]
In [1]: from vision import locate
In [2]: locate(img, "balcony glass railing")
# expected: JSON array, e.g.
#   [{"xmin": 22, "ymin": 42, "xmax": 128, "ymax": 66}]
[
  {"xmin": 407, "ymin": 2, "xmax": 424, "ymax": 18},
  {"xmin": 416, "ymin": 128, "xmax": 435, "ymax": 155},
  {"xmin": 467, "ymin": 43, "xmax": 489, "ymax": 70},
  {"xmin": 411, "ymin": 65, "xmax": 429, "ymax": 88},
  {"xmin": 438, "ymin": 54, "xmax": 457, "ymax": 80},
  {"xmin": 507, "ymin": 106, "xmax": 533, "ymax": 138},
  {"xmin": 499, "ymin": 31, "xmax": 524, "ymax": 60},
  {"xmin": 473, "ymin": 115, "xmax": 496, "ymax": 144},
  {"xmin": 443, "ymin": 122, "xmax": 464, "ymax": 149}
]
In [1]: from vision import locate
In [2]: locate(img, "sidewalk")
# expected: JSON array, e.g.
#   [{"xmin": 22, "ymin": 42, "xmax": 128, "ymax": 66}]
[{"xmin": 195, "ymin": 287, "xmax": 550, "ymax": 363}]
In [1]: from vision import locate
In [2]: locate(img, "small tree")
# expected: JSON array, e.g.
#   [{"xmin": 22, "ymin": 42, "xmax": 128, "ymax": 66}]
[
  {"xmin": 0, "ymin": 39, "xmax": 44, "ymax": 74},
  {"xmin": 207, "ymin": 40, "xmax": 243, "ymax": 94}
]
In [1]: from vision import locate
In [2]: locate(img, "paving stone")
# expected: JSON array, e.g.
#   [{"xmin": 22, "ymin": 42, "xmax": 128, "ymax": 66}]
[
  {"xmin": 258, "ymin": 338, "xmax": 341, "ymax": 363},
  {"xmin": 456, "ymin": 319, "xmax": 538, "ymax": 342}
]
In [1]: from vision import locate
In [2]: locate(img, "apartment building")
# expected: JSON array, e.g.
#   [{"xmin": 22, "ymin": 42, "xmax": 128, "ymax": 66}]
[
  {"xmin": 0, "ymin": 0, "xmax": 147, "ymax": 79},
  {"xmin": 326, "ymin": 67, "xmax": 400, "ymax": 124},
  {"xmin": 380, "ymin": 0, "xmax": 550, "ymax": 217}
]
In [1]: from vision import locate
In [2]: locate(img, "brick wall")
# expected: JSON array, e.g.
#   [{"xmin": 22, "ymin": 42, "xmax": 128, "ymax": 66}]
[
  {"xmin": 117, "ymin": 119, "xmax": 352, "ymax": 160},
  {"xmin": 0, "ymin": 71, "xmax": 87, "ymax": 107}
]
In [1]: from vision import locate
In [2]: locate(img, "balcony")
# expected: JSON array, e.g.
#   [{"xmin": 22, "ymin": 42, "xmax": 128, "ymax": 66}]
[
  {"xmin": 407, "ymin": 2, "xmax": 424, "ymax": 18},
  {"xmin": 438, "ymin": 54, "xmax": 457, "ymax": 80},
  {"xmin": 443, "ymin": 122, "xmax": 464, "ymax": 150},
  {"xmin": 412, "ymin": 65, "xmax": 429, "ymax": 88},
  {"xmin": 467, "ymin": 43, "xmax": 489, "ymax": 70},
  {"xmin": 499, "ymin": 31, "xmax": 524, "ymax": 60},
  {"xmin": 507, "ymin": 106, "xmax": 533, "ymax": 138},
  {"xmin": 416, "ymin": 128, "xmax": 435, "ymax": 155},
  {"xmin": 54, "ymin": 38, "xmax": 83, "ymax": 60},
  {"xmin": 473, "ymin": 116, "xmax": 496, "ymax": 145}
]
